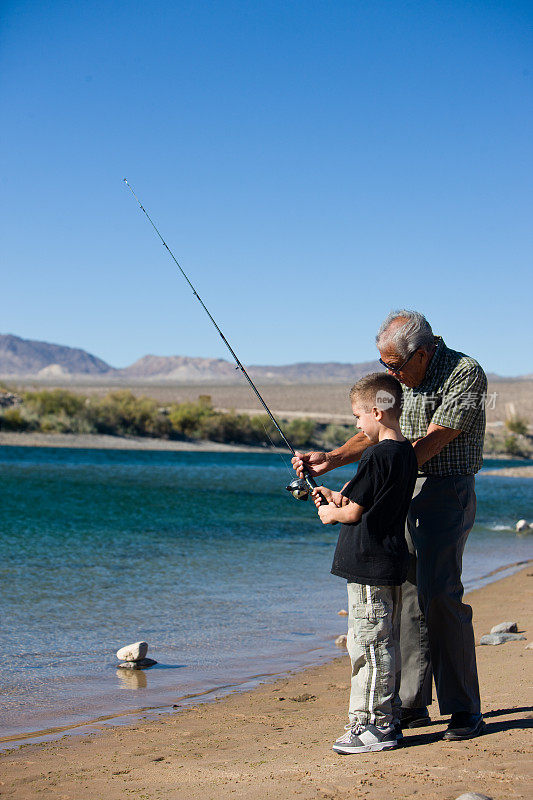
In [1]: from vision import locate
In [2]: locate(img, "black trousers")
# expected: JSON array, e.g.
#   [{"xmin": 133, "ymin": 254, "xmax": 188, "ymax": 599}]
[{"xmin": 399, "ymin": 475, "xmax": 481, "ymax": 715}]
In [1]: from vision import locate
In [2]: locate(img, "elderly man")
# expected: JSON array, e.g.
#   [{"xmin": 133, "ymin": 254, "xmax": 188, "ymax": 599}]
[{"xmin": 293, "ymin": 310, "xmax": 487, "ymax": 740}]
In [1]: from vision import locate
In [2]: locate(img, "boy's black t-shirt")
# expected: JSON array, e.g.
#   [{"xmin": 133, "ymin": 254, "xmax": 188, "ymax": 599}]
[{"xmin": 331, "ymin": 439, "xmax": 418, "ymax": 587}]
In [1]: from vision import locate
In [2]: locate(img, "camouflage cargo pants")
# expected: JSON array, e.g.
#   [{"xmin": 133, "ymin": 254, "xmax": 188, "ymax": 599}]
[{"xmin": 347, "ymin": 582, "xmax": 402, "ymax": 727}]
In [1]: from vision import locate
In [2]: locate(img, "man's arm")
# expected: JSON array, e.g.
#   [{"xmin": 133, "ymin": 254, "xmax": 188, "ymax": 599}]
[
  {"xmin": 292, "ymin": 431, "xmax": 370, "ymax": 478},
  {"xmin": 412, "ymin": 358, "xmax": 486, "ymax": 467},
  {"xmin": 412, "ymin": 423, "xmax": 461, "ymax": 467}
]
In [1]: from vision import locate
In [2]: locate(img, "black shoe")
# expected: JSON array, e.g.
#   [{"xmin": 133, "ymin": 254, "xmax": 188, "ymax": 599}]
[
  {"xmin": 443, "ymin": 712, "xmax": 486, "ymax": 741},
  {"xmin": 399, "ymin": 707, "xmax": 431, "ymax": 729}
]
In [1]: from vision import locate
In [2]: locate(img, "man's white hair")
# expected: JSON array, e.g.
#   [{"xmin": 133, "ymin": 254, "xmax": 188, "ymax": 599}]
[{"xmin": 376, "ymin": 310, "xmax": 434, "ymax": 360}]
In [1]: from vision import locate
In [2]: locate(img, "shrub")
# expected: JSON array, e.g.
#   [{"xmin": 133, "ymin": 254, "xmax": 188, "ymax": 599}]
[
  {"xmin": 321, "ymin": 423, "xmax": 353, "ymax": 450},
  {"xmin": 0, "ymin": 407, "xmax": 30, "ymax": 431},
  {"xmin": 198, "ymin": 411, "xmax": 245, "ymax": 443},
  {"xmin": 503, "ymin": 435, "xmax": 526, "ymax": 457},
  {"xmin": 196, "ymin": 411, "xmax": 273, "ymax": 445},
  {"xmin": 23, "ymin": 389, "xmax": 86, "ymax": 417},
  {"xmin": 87, "ymin": 391, "xmax": 167, "ymax": 437},
  {"xmin": 284, "ymin": 418, "xmax": 316, "ymax": 449},
  {"xmin": 505, "ymin": 416, "xmax": 528, "ymax": 436},
  {"xmin": 168, "ymin": 397, "xmax": 214, "ymax": 438},
  {"xmin": 37, "ymin": 412, "xmax": 96, "ymax": 434},
  {"xmin": 248, "ymin": 414, "xmax": 283, "ymax": 446},
  {"xmin": 1, "ymin": 387, "xmax": 323, "ymax": 448}
]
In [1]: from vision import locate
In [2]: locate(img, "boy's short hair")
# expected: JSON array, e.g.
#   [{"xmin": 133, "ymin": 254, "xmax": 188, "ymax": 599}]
[{"xmin": 349, "ymin": 372, "xmax": 403, "ymax": 418}]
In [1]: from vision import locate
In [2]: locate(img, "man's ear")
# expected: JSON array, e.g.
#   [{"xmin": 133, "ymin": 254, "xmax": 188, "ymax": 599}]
[{"xmin": 415, "ymin": 348, "xmax": 427, "ymax": 365}]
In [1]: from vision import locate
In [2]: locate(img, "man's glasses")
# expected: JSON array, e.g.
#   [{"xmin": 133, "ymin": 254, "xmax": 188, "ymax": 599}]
[{"xmin": 379, "ymin": 349, "xmax": 417, "ymax": 374}]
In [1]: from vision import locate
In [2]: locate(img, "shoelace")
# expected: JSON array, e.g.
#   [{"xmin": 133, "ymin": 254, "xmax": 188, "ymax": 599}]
[{"xmin": 337, "ymin": 722, "xmax": 365, "ymax": 743}]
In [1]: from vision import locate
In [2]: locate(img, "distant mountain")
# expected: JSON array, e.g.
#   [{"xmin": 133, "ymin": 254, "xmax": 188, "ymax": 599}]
[
  {"xmin": 121, "ymin": 355, "xmax": 240, "ymax": 381},
  {"xmin": 247, "ymin": 361, "xmax": 382, "ymax": 384},
  {"xmin": 1, "ymin": 334, "xmax": 526, "ymax": 383},
  {"xmin": 121, "ymin": 355, "xmax": 382, "ymax": 383},
  {"xmin": 0, "ymin": 334, "xmax": 114, "ymax": 376}
]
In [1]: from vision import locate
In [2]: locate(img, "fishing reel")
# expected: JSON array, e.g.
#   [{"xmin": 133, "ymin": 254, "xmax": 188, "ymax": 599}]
[
  {"xmin": 285, "ymin": 477, "xmax": 313, "ymax": 501},
  {"xmin": 286, "ymin": 474, "xmax": 329, "ymax": 507},
  {"xmin": 286, "ymin": 475, "xmax": 337, "ymax": 523}
]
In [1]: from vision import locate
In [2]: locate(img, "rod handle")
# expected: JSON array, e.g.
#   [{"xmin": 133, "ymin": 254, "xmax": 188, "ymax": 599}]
[{"xmin": 305, "ymin": 474, "xmax": 338, "ymax": 522}]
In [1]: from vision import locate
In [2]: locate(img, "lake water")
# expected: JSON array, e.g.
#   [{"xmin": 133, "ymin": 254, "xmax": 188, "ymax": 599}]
[{"xmin": 1, "ymin": 446, "xmax": 532, "ymax": 743}]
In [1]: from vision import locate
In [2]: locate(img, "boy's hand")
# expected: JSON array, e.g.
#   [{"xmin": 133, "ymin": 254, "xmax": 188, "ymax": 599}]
[
  {"xmin": 312, "ymin": 487, "xmax": 347, "ymax": 509},
  {"xmin": 312, "ymin": 485, "xmax": 333, "ymax": 507},
  {"xmin": 318, "ymin": 503, "xmax": 339, "ymax": 525}
]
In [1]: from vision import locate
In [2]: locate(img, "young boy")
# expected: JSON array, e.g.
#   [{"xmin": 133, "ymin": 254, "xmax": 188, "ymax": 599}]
[{"xmin": 313, "ymin": 372, "xmax": 417, "ymax": 754}]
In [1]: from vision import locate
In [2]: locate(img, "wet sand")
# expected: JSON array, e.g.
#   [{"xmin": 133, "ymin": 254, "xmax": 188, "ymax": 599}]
[{"xmin": 1, "ymin": 565, "xmax": 531, "ymax": 799}]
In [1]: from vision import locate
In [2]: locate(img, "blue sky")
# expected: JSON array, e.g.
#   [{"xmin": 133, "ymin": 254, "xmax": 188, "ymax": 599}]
[{"xmin": 1, "ymin": 1, "xmax": 532, "ymax": 374}]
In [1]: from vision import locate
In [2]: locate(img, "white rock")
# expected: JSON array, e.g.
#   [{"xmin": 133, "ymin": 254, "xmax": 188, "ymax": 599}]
[
  {"xmin": 116, "ymin": 641, "xmax": 148, "ymax": 661},
  {"xmin": 490, "ymin": 621, "xmax": 518, "ymax": 634},
  {"xmin": 335, "ymin": 634, "xmax": 348, "ymax": 648},
  {"xmin": 525, "ymin": 642, "xmax": 533, "ymax": 650},
  {"xmin": 455, "ymin": 794, "xmax": 492, "ymax": 800},
  {"xmin": 516, "ymin": 519, "xmax": 529, "ymax": 532},
  {"xmin": 480, "ymin": 632, "xmax": 526, "ymax": 645},
  {"xmin": 337, "ymin": 609, "xmax": 348, "ymax": 616}
]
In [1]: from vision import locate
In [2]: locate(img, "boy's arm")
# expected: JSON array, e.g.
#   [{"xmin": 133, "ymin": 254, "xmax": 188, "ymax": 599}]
[
  {"xmin": 317, "ymin": 498, "xmax": 364, "ymax": 526},
  {"xmin": 312, "ymin": 486, "xmax": 348, "ymax": 508}
]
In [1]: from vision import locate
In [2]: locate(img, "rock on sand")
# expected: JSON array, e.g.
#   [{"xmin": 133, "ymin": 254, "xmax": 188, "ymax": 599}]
[
  {"xmin": 480, "ymin": 632, "xmax": 526, "ymax": 645},
  {"xmin": 490, "ymin": 621, "xmax": 518, "ymax": 634},
  {"xmin": 455, "ymin": 794, "xmax": 493, "ymax": 800}
]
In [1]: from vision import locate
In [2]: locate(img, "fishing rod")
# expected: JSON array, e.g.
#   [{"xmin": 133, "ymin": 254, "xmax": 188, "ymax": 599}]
[{"xmin": 123, "ymin": 178, "xmax": 324, "ymax": 505}]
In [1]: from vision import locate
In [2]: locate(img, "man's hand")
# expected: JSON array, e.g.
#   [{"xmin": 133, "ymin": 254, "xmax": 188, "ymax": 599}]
[
  {"xmin": 291, "ymin": 450, "xmax": 330, "ymax": 479},
  {"xmin": 312, "ymin": 486, "xmax": 347, "ymax": 509},
  {"xmin": 317, "ymin": 503, "xmax": 340, "ymax": 525},
  {"xmin": 291, "ymin": 433, "xmax": 370, "ymax": 477}
]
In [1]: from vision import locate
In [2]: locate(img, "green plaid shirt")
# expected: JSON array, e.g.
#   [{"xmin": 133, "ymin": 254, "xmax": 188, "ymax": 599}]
[{"xmin": 400, "ymin": 337, "xmax": 487, "ymax": 476}]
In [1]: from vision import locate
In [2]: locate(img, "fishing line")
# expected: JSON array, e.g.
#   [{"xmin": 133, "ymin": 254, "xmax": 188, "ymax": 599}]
[
  {"xmin": 123, "ymin": 178, "xmax": 325, "ymax": 505},
  {"xmin": 255, "ymin": 415, "xmax": 295, "ymax": 479}
]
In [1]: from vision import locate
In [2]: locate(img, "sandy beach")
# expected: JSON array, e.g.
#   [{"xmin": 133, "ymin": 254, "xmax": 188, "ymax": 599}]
[
  {"xmin": 1, "ymin": 564, "xmax": 531, "ymax": 800},
  {"xmin": 480, "ymin": 466, "xmax": 533, "ymax": 478},
  {"xmin": 0, "ymin": 430, "xmax": 285, "ymax": 454}
]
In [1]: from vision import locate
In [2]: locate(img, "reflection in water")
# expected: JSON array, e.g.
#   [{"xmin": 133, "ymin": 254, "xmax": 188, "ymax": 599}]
[{"xmin": 116, "ymin": 669, "xmax": 147, "ymax": 689}]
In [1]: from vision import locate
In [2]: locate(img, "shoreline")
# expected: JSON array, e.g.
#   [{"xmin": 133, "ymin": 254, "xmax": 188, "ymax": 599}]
[
  {"xmin": 1, "ymin": 559, "xmax": 529, "ymax": 752},
  {"xmin": 1, "ymin": 564, "xmax": 531, "ymax": 799},
  {"xmin": 0, "ymin": 430, "xmax": 286, "ymax": 453},
  {"xmin": 1, "ymin": 431, "xmax": 532, "ymax": 474},
  {"xmin": 480, "ymin": 465, "xmax": 533, "ymax": 478}
]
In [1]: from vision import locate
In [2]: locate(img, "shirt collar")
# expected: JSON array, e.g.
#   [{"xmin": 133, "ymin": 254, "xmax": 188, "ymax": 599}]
[{"xmin": 416, "ymin": 335, "xmax": 445, "ymax": 390}]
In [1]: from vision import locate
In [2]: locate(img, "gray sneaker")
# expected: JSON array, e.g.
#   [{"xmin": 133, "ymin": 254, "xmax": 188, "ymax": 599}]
[{"xmin": 332, "ymin": 722, "xmax": 398, "ymax": 754}]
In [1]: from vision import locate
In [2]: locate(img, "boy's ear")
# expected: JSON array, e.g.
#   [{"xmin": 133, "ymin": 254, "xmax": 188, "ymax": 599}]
[{"xmin": 371, "ymin": 406, "xmax": 383, "ymax": 421}]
